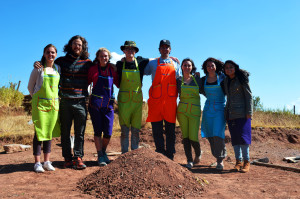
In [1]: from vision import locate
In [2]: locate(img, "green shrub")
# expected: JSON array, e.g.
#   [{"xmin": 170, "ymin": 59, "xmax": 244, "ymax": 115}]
[{"xmin": 0, "ymin": 83, "xmax": 24, "ymax": 107}]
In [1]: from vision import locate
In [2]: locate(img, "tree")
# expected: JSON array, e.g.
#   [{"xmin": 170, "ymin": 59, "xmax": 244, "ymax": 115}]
[{"xmin": 253, "ymin": 96, "xmax": 263, "ymax": 111}]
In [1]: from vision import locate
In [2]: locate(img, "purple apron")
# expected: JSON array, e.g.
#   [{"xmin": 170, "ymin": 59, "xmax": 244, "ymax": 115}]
[
  {"xmin": 228, "ymin": 118, "xmax": 251, "ymax": 145},
  {"xmin": 88, "ymin": 65, "xmax": 114, "ymax": 136}
]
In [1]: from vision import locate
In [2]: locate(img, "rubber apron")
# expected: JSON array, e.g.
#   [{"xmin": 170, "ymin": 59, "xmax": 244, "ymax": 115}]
[
  {"xmin": 177, "ymin": 76, "xmax": 201, "ymax": 141},
  {"xmin": 31, "ymin": 65, "xmax": 61, "ymax": 141},
  {"xmin": 89, "ymin": 65, "xmax": 114, "ymax": 110},
  {"xmin": 118, "ymin": 59, "xmax": 143, "ymax": 129},
  {"xmin": 201, "ymin": 75, "xmax": 226, "ymax": 139},
  {"xmin": 146, "ymin": 58, "xmax": 178, "ymax": 123}
]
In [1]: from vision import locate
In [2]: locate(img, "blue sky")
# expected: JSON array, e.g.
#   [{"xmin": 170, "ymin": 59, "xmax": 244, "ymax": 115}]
[{"xmin": 1, "ymin": 0, "xmax": 300, "ymax": 113}]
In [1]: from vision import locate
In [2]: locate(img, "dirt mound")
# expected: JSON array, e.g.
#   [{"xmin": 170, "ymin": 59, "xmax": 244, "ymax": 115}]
[
  {"xmin": 252, "ymin": 127, "xmax": 300, "ymax": 144},
  {"xmin": 77, "ymin": 148, "xmax": 205, "ymax": 198}
]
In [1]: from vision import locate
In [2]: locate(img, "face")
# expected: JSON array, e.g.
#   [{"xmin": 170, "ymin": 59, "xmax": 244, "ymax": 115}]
[
  {"xmin": 44, "ymin": 47, "xmax": 57, "ymax": 63},
  {"xmin": 71, "ymin": 38, "xmax": 83, "ymax": 56},
  {"xmin": 224, "ymin": 63, "xmax": 235, "ymax": 78},
  {"xmin": 206, "ymin": 61, "xmax": 216, "ymax": 74},
  {"xmin": 182, "ymin": 61, "xmax": 193, "ymax": 75},
  {"xmin": 159, "ymin": 44, "xmax": 171, "ymax": 57},
  {"xmin": 97, "ymin": 51, "xmax": 109, "ymax": 66},
  {"xmin": 123, "ymin": 47, "xmax": 136, "ymax": 59}
]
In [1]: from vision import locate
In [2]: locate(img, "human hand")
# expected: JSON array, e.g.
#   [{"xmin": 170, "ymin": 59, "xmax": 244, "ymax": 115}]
[
  {"xmin": 246, "ymin": 114, "xmax": 252, "ymax": 120},
  {"xmin": 170, "ymin": 56, "xmax": 180, "ymax": 65},
  {"xmin": 34, "ymin": 61, "xmax": 42, "ymax": 69}
]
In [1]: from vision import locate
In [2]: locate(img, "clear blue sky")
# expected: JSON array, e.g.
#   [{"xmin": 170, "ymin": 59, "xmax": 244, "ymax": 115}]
[{"xmin": 1, "ymin": 0, "xmax": 300, "ymax": 113}]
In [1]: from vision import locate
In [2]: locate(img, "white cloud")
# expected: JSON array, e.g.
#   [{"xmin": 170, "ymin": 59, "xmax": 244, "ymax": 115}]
[
  {"xmin": 110, "ymin": 52, "xmax": 124, "ymax": 64},
  {"xmin": 286, "ymin": 97, "xmax": 300, "ymax": 114}
]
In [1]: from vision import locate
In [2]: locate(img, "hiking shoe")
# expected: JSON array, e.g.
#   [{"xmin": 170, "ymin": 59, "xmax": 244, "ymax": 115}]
[
  {"xmin": 216, "ymin": 162, "xmax": 224, "ymax": 171},
  {"xmin": 241, "ymin": 160, "xmax": 250, "ymax": 173},
  {"xmin": 193, "ymin": 155, "xmax": 201, "ymax": 164},
  {"xmin": 73, "ymin": 157, "xmax": 86, "ymax": 170},
  {"xmin": 34, "ymin": 162, "xmax": 45, "ymax": 173},
  {"xmin": 103, "ymin": 152, "xmax": 110, "ymax": 164},
  {"xmin": 63, "ymin": 159, "xmax": 73, "ymax": 169},
  {"xmin": 43, "ymin": 161, "xmax": 55, "ymax": 171},
  {"xmin": 234, "ymin": 160, "xmax": 243, "ymax": 171},
  {"xmin": 186, "ymin": 162, "xmax": 193, "ymax": 169},
  {"xmin": 98, "ymin": 156, "xmax": 107, "ymax": 166}
]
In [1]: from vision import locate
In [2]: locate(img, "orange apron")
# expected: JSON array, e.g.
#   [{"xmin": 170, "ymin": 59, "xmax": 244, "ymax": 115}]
[{"xmin": 146, "ymin": 58, "xmax": 178, "ymax": 123}]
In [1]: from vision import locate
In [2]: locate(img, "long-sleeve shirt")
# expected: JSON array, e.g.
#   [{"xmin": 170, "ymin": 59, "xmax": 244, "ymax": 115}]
[
  {"xmin": 88, "ymin": 63, "xmax": 119, "ymax": 88},
  {"xmin": 27, "ymin": 64, "xmax": 61, "ymax": 96}
]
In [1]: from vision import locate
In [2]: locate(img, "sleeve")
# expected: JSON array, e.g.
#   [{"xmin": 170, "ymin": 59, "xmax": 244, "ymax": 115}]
[
  {"xmin": 144, "ymin": 60, "xmax": 154, "ymax": 76},
  {"xmin": 111, "ymin": 64, "xmax": 120, "ymax": 88},
  {"xmin": 176, "ymin": 77, "xmax": 182, "ymax": 96},
  {"xmin": 174, "ymin": 61, "xmax": 182, "ymax": 78},
  {"xmin": 220, "ymin": 80, "xmax": 226, "ymax": 95},
  {"xmin": 27, "ymin": 68, "xmax": 38, "ymax": 97},
  {"xmin": 243, "ymin": 82, "xmax": 253, "ymax": 116},
  {"xmin": 87, "ymin": 65, "xmax": 94, "ymax": 85},
  {"xmin": 199, "ymin": 77, "xmax": 206, "ymax": 96}
]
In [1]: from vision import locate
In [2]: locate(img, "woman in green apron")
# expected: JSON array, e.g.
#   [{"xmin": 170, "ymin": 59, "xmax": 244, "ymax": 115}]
[
  {"xmin": 28, "ymin": 44, "xmax": 61, "ymax": 173},
  {"xmin": 177, "ymin": 58, "xmax": 202, "ymax": 169}
]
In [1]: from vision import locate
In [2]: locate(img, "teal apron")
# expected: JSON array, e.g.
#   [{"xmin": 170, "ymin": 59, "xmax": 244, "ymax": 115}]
[
  {"xmin": 31, "ymin": 66, "xmax": 61, "ymax": 141},
  {"xmin": 201, "ymin": 75, "xmax": 226, "ymax": 139}
]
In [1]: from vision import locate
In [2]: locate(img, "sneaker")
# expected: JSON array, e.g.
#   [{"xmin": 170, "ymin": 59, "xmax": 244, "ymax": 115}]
[
  {"xmin": 216, "ymin": 162, "xmax": 224, "ymax": 171},
  {"xmin": 98, "ymin": 156, "xmax": 107, "ymax": 166},
  {"xmin": 63, "ymin": 159, "xmax": 73, "ymax": 169},
  {"xmin": 185, "ymin": 162, "xmax": 193, "ymax": 169},
  {"xmin": 43, "ymin": 161, "xmax": 55, "ymax": 171},
  {"xmin": 73, "ymin": 157, "xmax": 86, "ymax": 170},
  {"xmin": 34, "ymin": 162, "xmax": 45, "ymax": 173},
  {"xmin": 193, "ymin": 155, "xmax": 201, "ymax": 164},
  {"xmin": 103, "ymin": 152, "xmax": 110, "ymax": 164}
]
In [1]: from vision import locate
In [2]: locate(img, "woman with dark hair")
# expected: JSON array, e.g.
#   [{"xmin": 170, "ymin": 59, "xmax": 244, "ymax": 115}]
[
  {"xmin": 28, "ymin": 44, "xmax": 61, "ymax": 173},
  {"xmin": 200, "ymin": 57, "xmax": 227, "ymax": 171},
  {"xmin": 88, "ymin": 48, "xmax": 119, "ymax": 166},
  {"xmin": 223, "ymin": 60, "xmax": 252, "ymax": 173},
  {"xmin": 177, "ymin": 58, "xmax": 202, "ymax": 169}
]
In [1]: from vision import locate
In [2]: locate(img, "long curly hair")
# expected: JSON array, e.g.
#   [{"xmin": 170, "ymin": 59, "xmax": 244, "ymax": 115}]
[
  {"xmin": 202, "ymin": 57, "xmax": 224, "ymax": 75},
  {"xmin": 41, "ymin": 44, "xmax": 57, "ymax": 66},
  {"xmin": 223, "ymin": 60, "xmax": 250, "ymax": 85},
  {"xmin": 181, "ymin": 58, "xmax": 197, "ymax": 75},
  {"xmin": 63, "ymin": 35, "xmax": 89, "ymax": 59}
]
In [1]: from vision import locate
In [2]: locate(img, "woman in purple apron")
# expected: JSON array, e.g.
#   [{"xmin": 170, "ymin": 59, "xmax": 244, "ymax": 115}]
[
  {"xmin": 88, "ymin": 48, "xmax": 119, "ymax": 166},
  {"xmin": 223, "ymin": 60, "xmax": 253, "ymax": 173}
]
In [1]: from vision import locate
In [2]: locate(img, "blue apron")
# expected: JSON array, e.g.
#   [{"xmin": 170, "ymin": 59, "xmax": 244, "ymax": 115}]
[
  {"xmin": 201, "ymin": 75, "xmax": 226, "ymax": 139},
  {"xmin": 88, "ymin": 64, "xmax": 114, "ymax": 135}
]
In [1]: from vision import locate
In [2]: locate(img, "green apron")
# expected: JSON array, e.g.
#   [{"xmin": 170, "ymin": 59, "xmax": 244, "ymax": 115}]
[
  {"xmin": 118, "ymin": 59, "xmax": 143, "ymax": 129},
  {"xmin": 31, "ymin": 65, "xmax": 61, "ymax": 141},
  {"xmin": 177, "ymin": 76, "xmax": 201, "ymax": 141}
]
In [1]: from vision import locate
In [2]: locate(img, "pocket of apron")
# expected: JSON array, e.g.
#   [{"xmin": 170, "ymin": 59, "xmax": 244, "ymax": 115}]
[
  {"xmin": 167, "ymin": 84, "xmax": 177, "ymax": 97},
  {"xmin": 150, "ymin": 84, "xmax": 162, "ymax": 99},
  {"xmin": 190, "ymin": 104, "xmax": 201, "ymax": 117},
  {"xmin": 132, "ymin": 90, "xmax": 143, "ymax": 103},
  {"xmin": 177, "ymin": 102, "xmax": 188, "ymax": 114},
  {"xmin": 118, "ymin": 90, "xmax": 130, "ymax": 103},
  {"xmin": 37, "ymin": 97, "xmax": 53, "ymax": 112}
]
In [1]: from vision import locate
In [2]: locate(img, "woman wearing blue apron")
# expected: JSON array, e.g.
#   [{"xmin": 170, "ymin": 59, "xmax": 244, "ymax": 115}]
[
  {"xmin": 224, "ymin": 60, "xmax": 252, "ymax": 173},
  {"xmin": 88, "ymin": 48, "xmax": 119, "ymax": 166},
  {"xmin": 200, "ymin": 58, "xmax": 227, "ymax": 171}
]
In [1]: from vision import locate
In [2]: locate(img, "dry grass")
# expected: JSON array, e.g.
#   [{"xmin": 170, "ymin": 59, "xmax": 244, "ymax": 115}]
[{"xmin": 252, "ymin": 111, "xmax": 300, "ymax": 128}]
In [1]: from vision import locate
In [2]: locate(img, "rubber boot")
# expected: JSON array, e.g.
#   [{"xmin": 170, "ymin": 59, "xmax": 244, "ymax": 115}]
[{"xmin": 241, "ymin": 160, "xmax": 250, "ymax": 173}]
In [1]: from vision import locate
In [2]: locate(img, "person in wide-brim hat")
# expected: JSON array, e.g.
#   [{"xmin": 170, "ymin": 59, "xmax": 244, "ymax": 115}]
[{"xmin": 120, "ymin": 41, "xmax": 139, "ymax": 53}]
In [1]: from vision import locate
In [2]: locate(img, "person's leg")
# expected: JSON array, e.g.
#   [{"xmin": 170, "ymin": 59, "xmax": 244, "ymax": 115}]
[
  {"xmin": 183, "ymin": 138, "xmax": 193, "ymax": 163},
  {"xmin": 240, "ymin": 144, "xmax": 250, "ymax": 172},
  {"xmin": 73, "ymin": 99, "xmax": 87, "ymax": 158},
  {"xmin": 233, "ymin": 145, "xmax": 242, "ymax": 161},
  {"xmin": 43, "ymin": 141, "xmax": 55, "ymax": 171},
  {"xmin": 164, "ymin": 120, "xmax": 176, "ymax": 160},
  {"xmin": 191, "ymin": 141, "xmax": 201, "ymax": 164},
  {"xmin": 151, "ymin": 120, "xmax": 165, "ymax": 155},
  {"xmin": 33, "ymin": 134, "xmax": 44, "ymax": 172},
  {"xmin": 59, "ymin": 99, "xmax": 73, "ymax": 161},
  {"xmin": 188, "ymin": 116, "xmax": 201, "ymax": 163},
  {"xmin": 131, "ymin": 127, "xmax": 140, "ymax": 151},
  {"xmin": 73, "ymin": 99, "xmax": 87, "ymax": 169},
  {"xmin": 120, "ymin": 125, "xmax": 130, "ymax": 154}
]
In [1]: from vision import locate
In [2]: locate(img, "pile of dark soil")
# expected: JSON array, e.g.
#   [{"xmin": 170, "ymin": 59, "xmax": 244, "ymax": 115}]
[{"xmin": 77, "ymin": 148, "xmax": 205, "ymax": 198}]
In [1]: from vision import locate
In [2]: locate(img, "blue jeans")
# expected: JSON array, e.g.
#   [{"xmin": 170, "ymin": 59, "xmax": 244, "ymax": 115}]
[
  {"xmin": 233, "ymin": 144, "xmax": 249, "ymax": 161},
  {"xmin": 120, "ymin": 125, "xmax": 139, "ymax": 154}
]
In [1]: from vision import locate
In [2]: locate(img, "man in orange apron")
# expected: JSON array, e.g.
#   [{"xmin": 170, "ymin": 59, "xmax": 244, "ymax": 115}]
[{"xmin": 144, "ymin": 40, "xmax": 181, "ymax": 160}]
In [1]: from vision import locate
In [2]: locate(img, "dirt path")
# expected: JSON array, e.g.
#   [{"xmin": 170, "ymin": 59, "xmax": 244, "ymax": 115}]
[{"xmin": 0, "ymin": 129, "xmax": 299, "ymax": 198}]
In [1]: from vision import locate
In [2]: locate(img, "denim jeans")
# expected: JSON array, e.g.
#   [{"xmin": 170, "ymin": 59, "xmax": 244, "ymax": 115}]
[
  {"xmin": 120, "ymin": 125, "xmax": 139, "ymax": 154},
  {"xmin": 233, "ymin": 144, "xmax": 250, "ymax": 161}
]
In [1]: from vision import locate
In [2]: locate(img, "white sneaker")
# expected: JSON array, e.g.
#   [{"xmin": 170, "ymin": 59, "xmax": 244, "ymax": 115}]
[
  {"xmin": 43, "ymin": 161, "xmax": 55, "ymax": 171},
  {"xmin": 186, "ymin": 162, "xmax": 193, "ymax": 169},
  {"xmin": 34, "ymin": 162, "xmax": 45, "ymax": 173}
]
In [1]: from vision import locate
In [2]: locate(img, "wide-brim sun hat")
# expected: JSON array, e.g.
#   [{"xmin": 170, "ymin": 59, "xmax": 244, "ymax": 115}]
[{"xmin": 120, "ymin": 41, "xmax": 139, "ymax": 53}]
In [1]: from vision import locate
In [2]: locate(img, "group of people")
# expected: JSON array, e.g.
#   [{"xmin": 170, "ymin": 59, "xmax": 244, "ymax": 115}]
[{"xmin": 28, "ymin": 35, "xmax": 253, "ymax": 174}]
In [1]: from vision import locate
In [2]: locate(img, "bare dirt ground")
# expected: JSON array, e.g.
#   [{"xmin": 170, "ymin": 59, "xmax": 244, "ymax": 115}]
[{"xmin": 0, "ymin": 127, "xmax": 299, "ymax": 199}]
